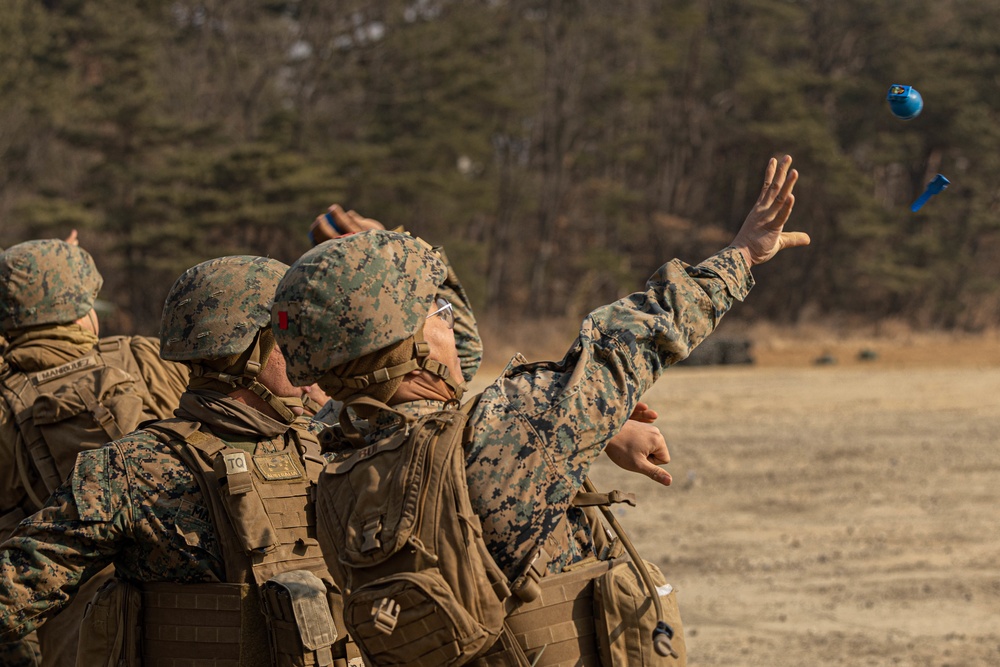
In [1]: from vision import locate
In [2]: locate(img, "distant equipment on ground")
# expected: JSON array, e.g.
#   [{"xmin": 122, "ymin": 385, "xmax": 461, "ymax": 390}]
[{"xmin": 678, "ymin": 338, "xmax": 754, "ymax": 366}]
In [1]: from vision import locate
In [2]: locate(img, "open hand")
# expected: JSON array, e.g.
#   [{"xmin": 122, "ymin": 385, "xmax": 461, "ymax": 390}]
[{"xmin": 729, "ymin": 155, "xmax": 810, "ymax": 266}]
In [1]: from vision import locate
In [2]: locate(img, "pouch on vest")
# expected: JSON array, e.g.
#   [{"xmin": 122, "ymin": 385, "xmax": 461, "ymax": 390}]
[
  {"xmin": 76, "ymin": 577, "xmax": 142, "ymax": 667},
  {"xmin": 1, "ymin": 337, "xmax": 149, "ymax": 508},
  {"xmin": 593, "ymin": 559, "xmax": 687, "ymax": 666},
  {"xmin": 261, "ymin": 569, "xmax": 339, "ymax": 667},
  {"xmin": 316, "ymin": 397, "xmax": 508, "ymax": 667}
]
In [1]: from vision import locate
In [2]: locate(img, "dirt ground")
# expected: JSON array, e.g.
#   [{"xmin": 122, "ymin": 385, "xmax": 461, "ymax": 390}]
[{"xmin": 476, "ymin": 332, "xmax": 1000, "ymax": 666}]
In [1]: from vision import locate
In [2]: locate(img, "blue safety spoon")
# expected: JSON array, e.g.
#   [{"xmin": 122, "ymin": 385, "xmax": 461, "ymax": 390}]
[{"xmin": 911, "ymin": 174, "xmax": 950, "ymax": 212}]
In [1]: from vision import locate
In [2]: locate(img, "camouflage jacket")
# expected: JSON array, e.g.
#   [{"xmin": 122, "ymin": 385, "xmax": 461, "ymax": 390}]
[
  {"xmin": 364, "ymin": 248, "xmax": 753, "ymax": 580},
  {"xmin": 0, "ymin": 325, "xmax": 189, "ymax": 522},
  {"xmin": 0, "ymin": 391, "xmax": 324, "ymax": 642}
]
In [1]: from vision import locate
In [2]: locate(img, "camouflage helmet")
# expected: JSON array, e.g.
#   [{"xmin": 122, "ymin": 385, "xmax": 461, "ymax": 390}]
[
  {"xmin": 272, "ymin": 230, "xmax": 446, "ymax": 387},
  {"xmin": 0, "ymin": 240, "xmax": 103, "ymax": 332},
  {"xmin": 161, "ymin": 255, "xmax": 289, "ymax": 362}
]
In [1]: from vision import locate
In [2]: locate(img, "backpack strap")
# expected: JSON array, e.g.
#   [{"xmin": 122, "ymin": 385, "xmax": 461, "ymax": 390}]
[
  {"xmin": 0, "ymin": 368, "xmax": 57, "ymax": 509},
  {"xmin": 460, "ymin": 391, "xmax": 484, "ymax": 448},
  {"xmin": 571, "ymin": 489, "xmax": 636, "ymax": 508},
  {"xmin": 74, "ymin": 382, "xmax": 126, "ymax": 441},
  {"xmin": 338, "ymin": 394, "xmax": 411, "ymax": 447},
  {"xmin": 96, "ymin": 336, "xmax": 156, "ymax": 409}
]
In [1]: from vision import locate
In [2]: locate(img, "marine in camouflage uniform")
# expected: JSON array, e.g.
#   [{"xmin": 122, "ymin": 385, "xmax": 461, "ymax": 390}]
[
  {"xmin": 272, "ymin": 157, "xmax": 808, "ymax": 662},
  {"xmin": 0, "ymin": 240, "xmax": 188, "ymax": 667},
  {"xmin": 0, "ymin": 256, "xmax": 350, "ymax": 666}
]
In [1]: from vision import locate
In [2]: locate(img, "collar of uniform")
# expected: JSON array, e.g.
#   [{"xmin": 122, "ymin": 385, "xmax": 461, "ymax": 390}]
[
  {"xmin": 176, "ymin": 389, "xmax": 291, "ymax": 439},
  {"xmin": 4, "ymin": 324, "xmax": 97, "ymax": 372}
]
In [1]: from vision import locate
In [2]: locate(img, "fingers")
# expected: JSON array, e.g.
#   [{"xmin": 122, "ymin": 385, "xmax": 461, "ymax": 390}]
[
  {"xmin": 64, "ymin": 229, "xmax": 79, "ymax": 246},
  {"xmin": 310, "ymin": 214, "xmax": 338, "ymax": 244},
  {"xmin": 636, "ymin": 459, "xmax": 672, "ymax": 486},
  {"xmin": 774, "ymin": 168, "xmax": 798, "ymax": 208},
  {"xmin": 780, "ymin": 229, "xmax": 811, "ymax": 250},
  {"xmin": 761, "ymin": 169, "xmax": 798, "ymax": 231},
  {"xmin": 330, "ymin": 204, "xmax": 356, "ymax": 233},
  {"xmin": 760, "ymin": 156, "xmax": 793, "ymax": 208},
  {"xmin": 347, "ymin": 209, "xmax": 385, "ymax": 232},
  {"xmin": 759, "ymin": 157, "xmax": 777, "ymax": 198},
  {"xmin": 628, "ymin": 401, "xmax": 658, "ymax": 423}
]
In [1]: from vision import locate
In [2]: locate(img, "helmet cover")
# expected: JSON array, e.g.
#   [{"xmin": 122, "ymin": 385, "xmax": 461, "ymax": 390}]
[
  {"xmin": 272, "ymin": 230, "xmax": 446, "ymax": 386},
  {"xmin": 0, "ymin": 240, "xmax": 103, "ymax": 332},
  {"xmin": 161, "ymin": 255, "xmax": 289, "ymax": 362}
]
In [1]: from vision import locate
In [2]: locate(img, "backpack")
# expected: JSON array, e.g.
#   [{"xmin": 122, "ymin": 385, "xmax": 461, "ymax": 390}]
[
  {"xmin": 315, "ymin": 395, "xmax": 510, "ymax": 667},
  {"xmin": 0, "ymin": 336, "xmax": 154, "ymax": 510}
]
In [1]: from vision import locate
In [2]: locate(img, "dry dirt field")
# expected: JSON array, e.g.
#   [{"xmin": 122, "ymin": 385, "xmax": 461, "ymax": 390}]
[{"xmin": 477, "ymin": 331, "xmax": 1000, "ymax": 667}]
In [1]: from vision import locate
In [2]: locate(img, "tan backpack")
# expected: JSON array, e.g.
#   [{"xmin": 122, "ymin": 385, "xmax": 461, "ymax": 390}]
[
  {"xmin": 0, "ymin": 336, "xmax": 154, "ymax": 510},
  {"xmin": 315, "ymin": 396, "xmax": 510, "ymax": 667}
]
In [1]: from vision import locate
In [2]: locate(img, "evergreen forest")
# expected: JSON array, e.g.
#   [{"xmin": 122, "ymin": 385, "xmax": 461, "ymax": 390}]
[{"xmin": 2, "ymin": 0, "xmax": 999, "ymax": 335}]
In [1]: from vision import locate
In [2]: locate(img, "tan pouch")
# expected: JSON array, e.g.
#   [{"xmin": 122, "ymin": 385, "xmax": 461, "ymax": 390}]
[
  {"xmin": 261, "ymin": 569, "xmax": 339, "ymax": 667},
  {"xmin": 76, "ymin": 577, "xmax": 142, "ymax": 667},
  {"xmin": 593, "ymin": 560, "xmax": 686, "ymax": 666}
]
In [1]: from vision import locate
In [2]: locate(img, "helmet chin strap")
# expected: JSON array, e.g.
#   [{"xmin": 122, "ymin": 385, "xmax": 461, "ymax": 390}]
[
  {"xmin": 322, "ymin": 327, "xmax": 467, "ymax": 401},
  {"xmin": 192, "ymin": 330, "xmax": 300, "ymax": 423}
]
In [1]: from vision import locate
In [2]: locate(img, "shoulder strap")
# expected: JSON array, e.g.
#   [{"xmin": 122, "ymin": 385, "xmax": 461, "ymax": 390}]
[
  {"xmin": 460, "ymin": 391, "xmax": 484, "ymax": 445},
  {"xmin": 96, "ymin": 336, "xmax": 156, "ymax": 408},
  {"xmin": 0, "ymin": 368, "xmax": 52, "ymax": 509},
  {"xmin": 289, "ymin": 419, "xmax": 327, "ymax": 482},
  {"xmin": 0, "ymin": 363, "xmax": 41, "ymax": 420}
]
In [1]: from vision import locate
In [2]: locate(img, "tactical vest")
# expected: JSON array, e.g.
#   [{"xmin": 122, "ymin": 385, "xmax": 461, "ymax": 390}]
[
  {"xmin": 0, "ymin": 336, "xmax": 156, "ymax": 517},
  {"xmin": 80, "ymin": 418, "xmax": 357, "ymax": 667}
]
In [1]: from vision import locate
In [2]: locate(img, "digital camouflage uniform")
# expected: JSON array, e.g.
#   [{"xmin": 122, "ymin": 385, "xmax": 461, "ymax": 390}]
[
  {"xmin": 273, "ymin": 230, "xmax": 752, "ymax": 581},
  {"xmin": 0, "ymin": 240, "xmax": 188, "ymax": 667},
  {"xmin": 0, "ymin": 256, "xmax": 346, "ymax": 666}
]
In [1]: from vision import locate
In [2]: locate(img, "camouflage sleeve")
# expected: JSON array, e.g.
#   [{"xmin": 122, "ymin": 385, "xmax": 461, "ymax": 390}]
[
  {"xmin": 0, "ymin": 445, "xmax": 128, "ymax": 640},
  {"xmin": 128, "ymin": 336, "xmax": 190, "ymax": 418},
  {"xmin": 434, "ymin": 246, "xmax": 482, "ymax": 383},
  {"xmin": 0, "ymin": 432, "xmax": 223, "ymax": 641},
  {"xmin": 464, "ymin": 247, "xmax": 753, "ymax": 577}
]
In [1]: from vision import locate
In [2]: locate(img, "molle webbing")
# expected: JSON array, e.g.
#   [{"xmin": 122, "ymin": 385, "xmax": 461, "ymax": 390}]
[
  {"xmin": 500, "ymin": 558, "xmax": 617, "ymax": 667},
  {"xmin": 141, "ymin": 581, "xmax": 269, "ymax": 667},
  {"xmin": 149, "ymin": 420, "xmax": 327, "ymax": 586}
]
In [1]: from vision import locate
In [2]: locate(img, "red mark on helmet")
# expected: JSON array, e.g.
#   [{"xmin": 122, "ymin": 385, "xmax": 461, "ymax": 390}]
[{"xmin": 278, "ymin": 311, "xmax": 288, "ymax": 329}]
